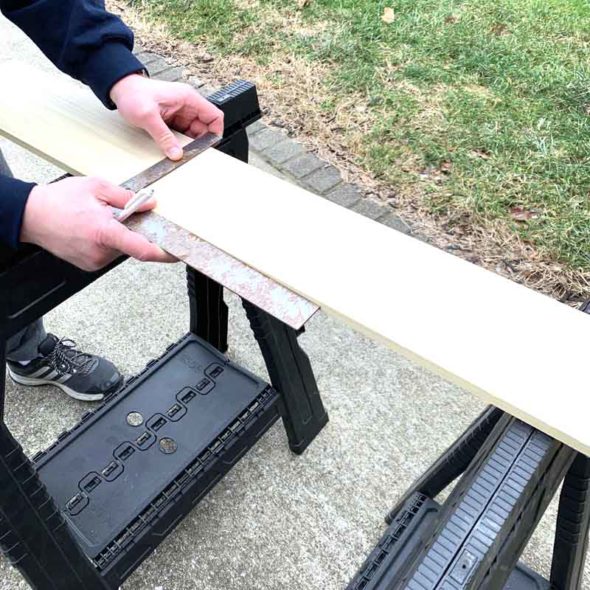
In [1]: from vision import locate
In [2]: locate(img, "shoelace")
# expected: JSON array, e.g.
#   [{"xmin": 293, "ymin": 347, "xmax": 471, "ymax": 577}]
[{"xmin": 49, "ymin": 338, "xmax": 95, "ymax": 376}]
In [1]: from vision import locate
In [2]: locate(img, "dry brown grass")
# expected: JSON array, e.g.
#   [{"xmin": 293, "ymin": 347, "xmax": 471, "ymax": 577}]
[{"xmin": 110, "ymin": 0, "xmax": 590, "ymax": 304}]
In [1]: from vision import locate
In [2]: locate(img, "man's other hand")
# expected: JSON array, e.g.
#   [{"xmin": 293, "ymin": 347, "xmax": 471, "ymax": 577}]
[
  {"xmin": 20, "ymin": 177, "xmax": 175, "ymax": 271},
  {"xmin": 109, "ymin": 74, "xmax": 224, "ymax": 161}
]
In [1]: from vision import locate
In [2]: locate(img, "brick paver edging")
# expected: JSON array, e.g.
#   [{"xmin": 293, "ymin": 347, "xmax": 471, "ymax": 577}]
[{"xmin": 135, "ymin": 48, "xmax": 412, "ymax": 236}]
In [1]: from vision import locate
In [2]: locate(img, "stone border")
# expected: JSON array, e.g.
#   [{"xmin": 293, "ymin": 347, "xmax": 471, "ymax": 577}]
[{"xmin": 134, "ymin": 48, "xmax": 411, "ymax": 236}]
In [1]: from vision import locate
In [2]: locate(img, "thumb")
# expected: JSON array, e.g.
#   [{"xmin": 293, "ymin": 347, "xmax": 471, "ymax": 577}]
[{"xmin": 142, "ymin": 110, "xmax": 183, "ymax": 161}]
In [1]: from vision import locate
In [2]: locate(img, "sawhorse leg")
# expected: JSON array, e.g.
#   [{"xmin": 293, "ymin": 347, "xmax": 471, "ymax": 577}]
[
  {"xmin": 187, "ymin": 267, "xmax": 228, "ymax": 353},
  {"xmin": 0, "ymin": 342, "xmax": 107, "ymax": 589},
  {"xmin": 242, "ymin": 300, "xmax": 328, "ymax": 455},
  {"xmin": 386, "ymin": 405, "xmax": 503, "ymax": 523},
  {"xmin": 551, "ymin": 453, "xmax": 590, "ymax": 589},
  {"xmin": 0, "ymin": 344, "xmax": 5, "ymax": 423},
  {"xmin": 187, "ymin": 268, "xmax": 328, "ymax": 454}
]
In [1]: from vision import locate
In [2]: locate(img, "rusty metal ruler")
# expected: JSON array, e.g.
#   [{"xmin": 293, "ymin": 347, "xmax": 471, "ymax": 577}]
[
  {"xmin": 121, "ymin": 133, "xmax": 223, "ymax": 193},
  {"xmin": 121, "ymin": 134, "xmax": 319, "ymax": 330}
]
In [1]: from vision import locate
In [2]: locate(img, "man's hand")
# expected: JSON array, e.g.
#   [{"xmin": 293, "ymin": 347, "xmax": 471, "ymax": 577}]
[
  {"xmin": 21, "ymin": 177, "xmax": 175, "ymax": 271},
  {"xmin": 110, "ymin": 74, "xmax": 224, "ymax": 161}
]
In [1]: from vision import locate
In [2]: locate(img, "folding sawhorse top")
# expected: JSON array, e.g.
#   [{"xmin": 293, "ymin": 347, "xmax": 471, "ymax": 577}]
[
  {"xmin": 0, "ymin": 82, "xmax": 328, "ymax": 589},
  {"xmin": 347, "ymin": 405, "xmax": 590, "ymax": 589}
]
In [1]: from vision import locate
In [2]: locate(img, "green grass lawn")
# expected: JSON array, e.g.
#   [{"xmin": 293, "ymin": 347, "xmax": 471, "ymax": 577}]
[{"xmin": 131, "ymin": 0, "xmax": 590, "ymax": 271}]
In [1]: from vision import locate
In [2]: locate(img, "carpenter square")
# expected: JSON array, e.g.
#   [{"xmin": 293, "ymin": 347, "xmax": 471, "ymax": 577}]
[
  {"xmin": 121, "ymin": 132, "xmax": 222, "ymax": 193},
  {"xmin": 120, "ymin": 137, "xmax": 319, "ymax": 330}
]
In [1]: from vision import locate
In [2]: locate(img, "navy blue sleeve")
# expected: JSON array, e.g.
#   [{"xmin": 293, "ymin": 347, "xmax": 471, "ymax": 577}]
[
  {"xmin": 0, "ymin": 174, "xmax": 35, "ymax": 248},
  {"xmin": 0, "ymin": 0, "xmax": 145, "ymax": 108},
  {"xmin": 0, "ymin": 1, "xmax": 146, "ymax": 248}
]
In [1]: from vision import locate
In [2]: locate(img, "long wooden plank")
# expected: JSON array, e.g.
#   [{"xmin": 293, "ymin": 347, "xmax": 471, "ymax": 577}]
[{"xmin": 1, "ymin": 62, "xmax": 589, "ymax": 455}]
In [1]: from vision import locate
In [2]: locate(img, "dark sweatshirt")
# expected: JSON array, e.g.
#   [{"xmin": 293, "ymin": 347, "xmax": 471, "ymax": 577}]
[{"xmin": 0, "ymin": 0, "xmax": 145, "ymax": 248}]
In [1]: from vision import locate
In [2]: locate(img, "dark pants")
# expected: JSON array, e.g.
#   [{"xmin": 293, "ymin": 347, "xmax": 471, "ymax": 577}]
[{"xmin": 0, "ymin": 149, "xmax": 47, "ymax": 361}]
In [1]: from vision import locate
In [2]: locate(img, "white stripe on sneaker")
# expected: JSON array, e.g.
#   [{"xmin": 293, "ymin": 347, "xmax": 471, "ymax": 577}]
[
  {"xmin": 7, "ymin": 368, "xmax": 104, "ymax": 402},
  {"xmin": 28, "ymin": 366, "xmax": 52, "ymax": 379}
]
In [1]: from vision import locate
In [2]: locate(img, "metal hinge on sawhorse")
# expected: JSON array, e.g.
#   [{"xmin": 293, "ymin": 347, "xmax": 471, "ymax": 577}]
[
  {"xmin": 0, "ymin": 80, "xmax": 328, "ymax": 589},
  {"xmin": 347, "ymin": 406, "xmax": 590, "ymax": 589}
]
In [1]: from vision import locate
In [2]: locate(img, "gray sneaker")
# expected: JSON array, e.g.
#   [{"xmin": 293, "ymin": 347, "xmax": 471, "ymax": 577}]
[{"xmin": 7, "ymin": 334, "xmax": 123, "ymax": 401}]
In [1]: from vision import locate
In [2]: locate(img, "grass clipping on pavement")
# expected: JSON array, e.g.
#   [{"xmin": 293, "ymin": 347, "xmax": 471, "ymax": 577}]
[{"xmin": 116, "ymin": 0, "xmax": 590, "ymax": 302}]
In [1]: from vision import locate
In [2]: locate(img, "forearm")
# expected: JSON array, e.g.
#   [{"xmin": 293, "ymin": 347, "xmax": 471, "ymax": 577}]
[
  {"xmin": 0, "ymin": 174, "xmax": 35, "ymax": 248},
  {"xmin": 0, "ymin": 0, "xmax": 144, "ymax": 107}
]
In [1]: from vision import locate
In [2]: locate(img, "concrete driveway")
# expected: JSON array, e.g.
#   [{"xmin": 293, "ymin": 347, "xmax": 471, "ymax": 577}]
[{"xmin": 1, "ymin": 16, "xmax": 587, "ymax": 590}]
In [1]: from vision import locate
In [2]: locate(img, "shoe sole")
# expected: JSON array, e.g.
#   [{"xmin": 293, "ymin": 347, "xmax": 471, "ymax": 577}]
[{"xmin": 7, "ymin": 368, "xmax": 109, "ymax": 402}]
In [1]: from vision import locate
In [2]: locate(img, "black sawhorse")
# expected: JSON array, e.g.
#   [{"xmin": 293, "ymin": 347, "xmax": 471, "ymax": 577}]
[
  {"xmin": 0, "ymin": 82, "xmax": 327, "ymax": 589},
  {"xmin": 347, "ymin": 406, "xmax": 590, "ymax": 589}
]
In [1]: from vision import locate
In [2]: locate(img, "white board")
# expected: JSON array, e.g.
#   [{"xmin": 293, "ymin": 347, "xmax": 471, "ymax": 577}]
[{"xmin": 1, "ymin": 62, "xmax": 589, "ymax": 455}]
